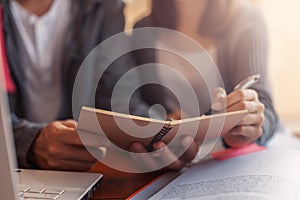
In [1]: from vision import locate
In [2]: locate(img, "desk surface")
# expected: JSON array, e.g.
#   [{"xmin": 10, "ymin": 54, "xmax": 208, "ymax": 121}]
[
  {"xmin": 89, "ymin": 140, "xmax": 225, "ymax": 199},
  {"xmin": 90, "ymin": 133, "xmax": 300, "ymax": 199},
  {"xmin": 90, "ymin": 162, "xmax": 161, "ymax": 200}
]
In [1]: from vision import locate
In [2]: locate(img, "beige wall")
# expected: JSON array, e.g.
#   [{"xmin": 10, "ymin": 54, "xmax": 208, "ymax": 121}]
[
  {"xmin": 124, "ymin": 0, "xmax": 300, "ymax": 132},
  {"xmin": 257, "ymin": 0, "xmax": 300, "ymax": 131}
]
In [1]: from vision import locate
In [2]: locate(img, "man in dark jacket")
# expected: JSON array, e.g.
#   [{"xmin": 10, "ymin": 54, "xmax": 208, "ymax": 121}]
[{"xmin": 1, "ymin": 0, "xmax": 198, "ymax": 171}]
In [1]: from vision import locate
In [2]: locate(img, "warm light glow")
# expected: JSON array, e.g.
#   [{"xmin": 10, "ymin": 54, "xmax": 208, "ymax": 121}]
[{"xmin": 258, "ymin": 0, "xmax": 300, "ymax": 131}]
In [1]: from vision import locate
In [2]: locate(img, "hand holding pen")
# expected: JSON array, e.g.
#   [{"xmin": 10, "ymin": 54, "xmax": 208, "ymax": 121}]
[{"xmin": 211, "ymin": 74, "xmax": 265, "ymax": 147}]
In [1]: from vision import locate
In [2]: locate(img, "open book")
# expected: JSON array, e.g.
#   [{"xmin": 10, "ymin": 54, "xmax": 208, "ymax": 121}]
[
  {"xmin": 77, "ymin": 106, "xmax": 248, "ymax": 151},
  {"xmin": 147, "ymin": 148, "xmax": 300, "ymax": 200}
]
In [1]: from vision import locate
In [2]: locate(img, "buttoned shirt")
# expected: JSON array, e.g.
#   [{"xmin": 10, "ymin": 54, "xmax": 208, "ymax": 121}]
[{"xmin": 10, "ymin": 0, "xmax": 71, "ymax": 122}]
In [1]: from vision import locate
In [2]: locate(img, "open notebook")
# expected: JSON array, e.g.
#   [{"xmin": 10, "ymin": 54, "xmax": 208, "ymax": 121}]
[{"xmin": 77, "ymin": 106, "xmax": 248, "ymax": 151}]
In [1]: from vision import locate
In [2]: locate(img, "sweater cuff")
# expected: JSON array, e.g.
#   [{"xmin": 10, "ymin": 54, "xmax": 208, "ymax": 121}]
[{"xmin": 14, "ymin": 122, "xmax": 46, "ymax": 168}]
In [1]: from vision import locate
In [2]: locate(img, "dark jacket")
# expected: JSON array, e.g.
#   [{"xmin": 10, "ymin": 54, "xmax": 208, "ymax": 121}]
[{"xmin": 1, "ymin": 0, "xmax": 152, "ymax": 168}]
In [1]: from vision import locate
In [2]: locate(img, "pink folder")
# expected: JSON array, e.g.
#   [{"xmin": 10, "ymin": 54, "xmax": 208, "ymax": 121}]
[{"xmin": 211, "ymin": 143, "xmax": 266, "ymax": 161}]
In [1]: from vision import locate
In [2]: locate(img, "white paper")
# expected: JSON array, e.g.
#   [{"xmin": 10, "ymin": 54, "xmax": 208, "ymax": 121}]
[{"xmin": 150, "ymin": 148, "xmax": 300, "ymax": 200}]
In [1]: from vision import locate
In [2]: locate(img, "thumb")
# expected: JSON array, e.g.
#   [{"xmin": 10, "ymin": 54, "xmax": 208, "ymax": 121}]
[
  {"xmin": 211, "ymin": 87, "xmax": 227, "ymax": 111},
  {"xmin": 62, "ymin": 119, "xmax": 77, "ymax": 128}
]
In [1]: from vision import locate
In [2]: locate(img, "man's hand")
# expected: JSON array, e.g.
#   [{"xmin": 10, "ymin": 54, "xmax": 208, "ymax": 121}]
[
  {"xmin": 212, "ymin": 87, "xmax": 265, "ymax": 147},
  {"xmin": 130, "ymin": 136, "xmax": 199, "ymax": 171},
  {"xmin": 30, "ymin": 119, "xmax": 102, "ymax": 171}
]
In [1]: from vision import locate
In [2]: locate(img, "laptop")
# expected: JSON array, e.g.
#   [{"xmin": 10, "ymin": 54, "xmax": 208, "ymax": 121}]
[{"xmin": 0, "ymin": 57, "xmax": 103, "ymax": 199}]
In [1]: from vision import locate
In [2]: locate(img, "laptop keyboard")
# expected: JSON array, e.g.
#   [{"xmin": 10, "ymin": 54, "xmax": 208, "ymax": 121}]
[{"xmin": 18, "ymin": 186, "xmax": 65, "ymax": 200}]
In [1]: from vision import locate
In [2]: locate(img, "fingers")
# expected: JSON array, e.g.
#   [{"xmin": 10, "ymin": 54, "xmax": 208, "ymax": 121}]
[
  {"xmin": 212, "ymin": 87, "xmax": 226, "ymax": 110},
  {"xmin": 212, "ymin": 88, "xmax": 259, "ymax": 111},
  {"xmin": 130, "ymin": 136, "xmax": 199, "ymax": 171},
  {"xmin": 223, "ymin": 125, "xmax": 263, "ymax": 147},
  {"xmin": 230, "ymin": 125, "xmax": 263, "ymax": 138},
  {"xmin": 223, "ymin": 134, "xmax": 252, "ymax": 148},
  {"xmin": 49, "ymin": 127, "xmax": 84, "ymax": 146},
  {"xmin": 226, "ymin": 89, "xmax": 258, "ymax": 108},
  {"xmin": 44, "ymin": 120, "xmax": 86, "ymax": 146},
  {"xmin": 239, "ymin": 112, "xmax": 264, "ymax": 126},
  {"xmin": 153, "ymin": 142, "xmax": 184, "ymax": 170},
  {"xmin": 130, "ymin": 142, "xmax": 163, "ymax": 171},
  {"xmin": 61, "ymin": 119, "xmax": 77, "ymax": 128},
  {"xmin": 179, "ymin": 136, "xmax": 199, "ymax": 163},
  {"xmin": 60, "ymin": 132, "xmax": 85, "ymax": 146}
]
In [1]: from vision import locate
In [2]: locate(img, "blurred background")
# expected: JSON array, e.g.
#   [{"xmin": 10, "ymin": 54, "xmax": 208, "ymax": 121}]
[{"xmin": 123, "ymin": 0, "xmax": 300, "ymax": 134}]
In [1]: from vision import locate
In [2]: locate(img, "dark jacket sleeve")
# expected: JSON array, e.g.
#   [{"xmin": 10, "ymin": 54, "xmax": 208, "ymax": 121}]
[
  {"xmin": 11, "ymin": 113, "xmax": 46, "ymax": 168},
  {"xmin": 94, "ymin": 1, "xmax": 154, "ymax": 117}
]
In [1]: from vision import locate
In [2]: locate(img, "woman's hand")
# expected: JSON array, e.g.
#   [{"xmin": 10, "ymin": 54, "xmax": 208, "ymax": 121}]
[{"xmin": 212, "ymin": 87, "xmax": 265, "ymax": 147}]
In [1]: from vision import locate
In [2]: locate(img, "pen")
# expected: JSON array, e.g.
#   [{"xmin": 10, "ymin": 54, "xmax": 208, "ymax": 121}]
[{"xmin": 233, "ymin": 74, "xmax": 261, "ymax": 90}]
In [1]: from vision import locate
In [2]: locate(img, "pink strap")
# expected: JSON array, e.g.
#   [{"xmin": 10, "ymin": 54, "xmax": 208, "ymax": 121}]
[{"xmin": 0, "ymin": 6, "xmax": 16, "ymax": 93}]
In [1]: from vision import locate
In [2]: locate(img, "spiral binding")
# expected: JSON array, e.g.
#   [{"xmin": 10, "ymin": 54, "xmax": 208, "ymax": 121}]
[{"xmin": 146, "ymin": 119, "xmax": 173, "ymax": 152}]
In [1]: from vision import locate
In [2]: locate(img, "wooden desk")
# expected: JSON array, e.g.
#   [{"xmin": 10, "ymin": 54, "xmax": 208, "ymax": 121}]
[{"xmin": 90, "ymin": 162, "xmax": 161, "ymax": 200}]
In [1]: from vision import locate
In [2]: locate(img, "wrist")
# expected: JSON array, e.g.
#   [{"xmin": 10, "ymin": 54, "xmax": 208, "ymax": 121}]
[
  {"xmin": 26, "ymin": 129, "xmax": 44, "ymax": 169},
  {"xmin": 26, "ymin": 141, "xmax": 40, "ymax": 169}
]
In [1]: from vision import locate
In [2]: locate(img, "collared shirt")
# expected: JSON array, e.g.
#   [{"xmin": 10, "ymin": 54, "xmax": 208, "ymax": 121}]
[{"xmin": 10, "ymin": 0, "xmax": 71, "ymax": 123}]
